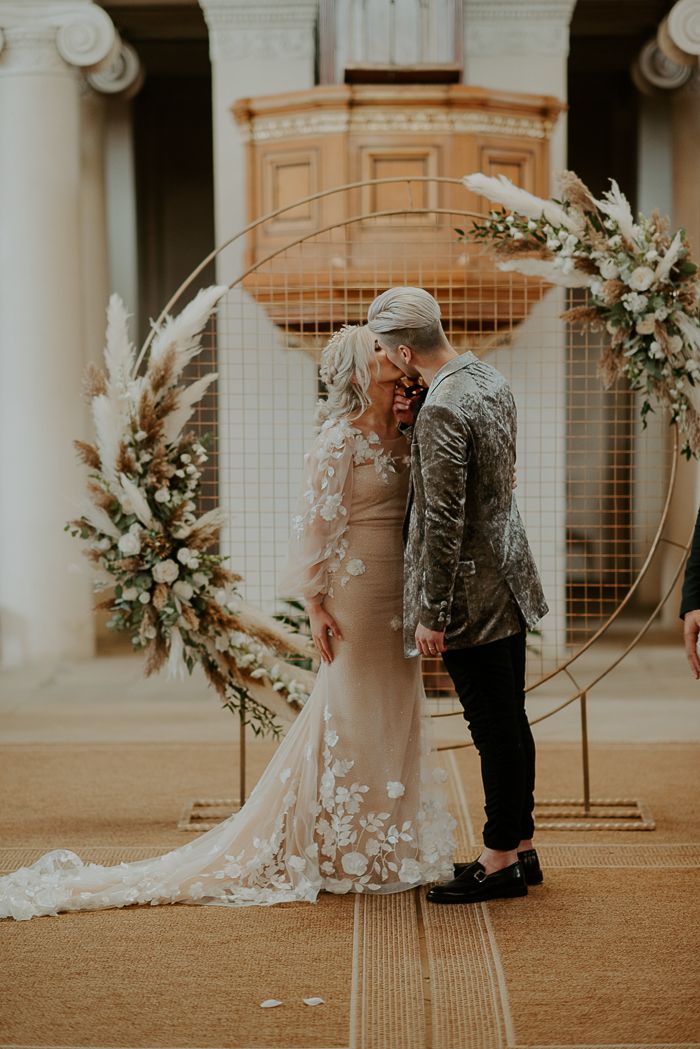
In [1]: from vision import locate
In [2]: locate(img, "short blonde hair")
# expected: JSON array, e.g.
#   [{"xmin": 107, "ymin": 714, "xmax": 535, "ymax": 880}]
[
  {"xmin": 367, "ymin": 286, "xmax": 445, "ymax": 354},
  {"xmin": 315, "ymin": 324, "xmax": 376, "ymax": 429}
]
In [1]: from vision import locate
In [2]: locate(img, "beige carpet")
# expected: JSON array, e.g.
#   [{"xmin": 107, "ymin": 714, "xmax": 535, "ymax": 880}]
[{"xmin": 1, "ymin": 740, "xmax": 698, "ymax": 1049}]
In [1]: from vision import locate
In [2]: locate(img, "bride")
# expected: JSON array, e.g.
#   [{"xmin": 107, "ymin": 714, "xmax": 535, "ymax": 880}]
[{"xmin": 0, "ymin": 325, "xmax": 456, "ymax": 921}]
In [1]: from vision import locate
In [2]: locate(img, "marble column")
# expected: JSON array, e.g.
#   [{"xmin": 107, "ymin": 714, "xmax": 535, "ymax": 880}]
[
  {"xmin": 199, "ymin": 0, "xmax": 319, "ymax": 610},
  {"xmin": 462, "ymin": 0, "xmax": 577, "ymax": 669},
  {"xmin": 0, "ymin": 1, "xmax": 117, "ymax": 666}
]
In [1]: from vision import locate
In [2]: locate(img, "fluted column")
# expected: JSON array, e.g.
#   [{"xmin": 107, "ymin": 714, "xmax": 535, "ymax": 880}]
[
  {"xmin": 198, "ymin": 0, "xmax": 318, "ymax": 610},
  {"xmin": 0, "ymin": 1, "xmax": 117, "ymax": 666}
]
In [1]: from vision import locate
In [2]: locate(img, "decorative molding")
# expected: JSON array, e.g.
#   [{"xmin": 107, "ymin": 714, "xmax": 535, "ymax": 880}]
[
  {"xmin": 0, "ymin": 2, "xmax": 116, "ymax": 78},
  {"xmin": 463, "ymin": 0, "xmax": 577, "ymax": 21},
  {"xmin": 87, "ymin": 40, "xmax": 143, "ymax": 98},
  {"xmin": 463, "ymin": 0, "xmax": 576, "ymax": 56},
  {"xmin": 199, "ymin": 0, "xmax": 317, "ymax": 62},
  {"xmin": 668, "ymin": 0, "xmax": 700, "ymax": 56},
  {"xmin": 211, "ymin": 28, "xmax": 314, "ymax": 61},
  {"xmin": 633, "ymin": 38, "xmax": 693, "ymax": 93},
  {"xmin": 243, "ymin": 108, "xmax": 555, "ymax": 143}
]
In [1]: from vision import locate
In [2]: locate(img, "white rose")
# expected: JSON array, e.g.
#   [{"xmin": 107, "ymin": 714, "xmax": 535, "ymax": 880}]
[
  {"xmin": 648, "ymin": 341, "xmax": 664, "ymax": 360},
  {"xmin": 139, "ymin": 591, "xmax": 151, "ymax": 604},
  {"xmin": 398, "ymin": 858, "xmax": 423, "ymax": 884},
  {"xmin": 192, "ymin": 572, "xmax": 208, "ymax": 588},
  {"xmin": 341, "ymin": 852, "xmax": 368, "ymax": 877},
  {"xmin": 180, "ymin": 453, "xmax": 191, "ymax": 463},
  {"xmin": 622, "ymin": 292, "xmax": 648, "ymax": 314},
  {"xmin": 152, "ymin": 559, "xmax": 179, "ymax": 584},
  {"xmin": 387, "ymin": 781, "xmax": 405, "ymax": 799},
  {"xmin": 668, "ymin": 335, "xmax": 683, "ymax": 355},
  {"xmin": 173, "ymin": 580, "xmax": 194, "ymax": 601},
  {"xmin": 94, "ymin": 537, "xmax": 112, "ymax": 552},
  {"xmin": 154, "ymin": 488, "xmax": 170, "ymax": 504},
  {"xmin": 628, "ymin": 266, "xmax": 655, "ymax": 291},
  {"xmin": 176, "ymin": 547, "xmax": 192, "ymax": 565},
  {"xmin": 122, "ymin": 586, "xmax": 138, "ymax": 601},
  {"xmin": 600, "ymin": 258, "xmax": 619, "ymax": 280},
  {"xmin": 118, "ymin": 532, "xmax": 141, "ymax": 556}
]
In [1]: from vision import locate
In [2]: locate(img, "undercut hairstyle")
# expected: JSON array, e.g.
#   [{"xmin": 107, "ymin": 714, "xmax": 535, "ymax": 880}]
[{"xmin": 367, "ymin": 286, "xmax": 446, "ymax": 355}]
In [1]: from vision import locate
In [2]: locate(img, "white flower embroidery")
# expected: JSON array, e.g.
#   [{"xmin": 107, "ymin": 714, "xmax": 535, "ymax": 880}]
[
  {"xmin": 346, "ymin": 559, "xmax": 366, "ymax": 577},
  {"xmin": 387, "ymin": 781, "xmax": 405, "ymax": 799},
  {"xmin": 341, "ymin": 852, "xmax": 369, "ymax": 876},
  {"xmin": 390, "ymin": 615, "xmax": 402, "ymax": 632},
  {"xmin": 287, "ymin": 855, "xmax": 307, "ymax": 872},
  {"xmin": 398, "ymin": 858, "xmax": 423, "ymax": 883}
]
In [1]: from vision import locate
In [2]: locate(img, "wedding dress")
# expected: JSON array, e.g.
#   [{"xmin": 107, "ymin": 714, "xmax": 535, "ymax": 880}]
[{"xmin": 0, "ymin": 419, "xmax": 456, "ymax": 921}]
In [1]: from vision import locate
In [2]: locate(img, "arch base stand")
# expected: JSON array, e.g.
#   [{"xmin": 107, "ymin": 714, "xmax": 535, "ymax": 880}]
[{"xmin": 534, "ymin": 798, "xmax": 655, "ymax": 832}]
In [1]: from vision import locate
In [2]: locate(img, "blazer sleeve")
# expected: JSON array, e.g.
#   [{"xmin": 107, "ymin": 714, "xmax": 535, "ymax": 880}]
[
  {"xmin": 680, "ymin": 507, "xmax": 700, "ymax": 618},
  {"xmin": 277, "ymin": 421, "xmax": 354, "ymax": 604},
  {"xmin": 415, "ymin": 401, "xmax": 472, "ymax": 631}
]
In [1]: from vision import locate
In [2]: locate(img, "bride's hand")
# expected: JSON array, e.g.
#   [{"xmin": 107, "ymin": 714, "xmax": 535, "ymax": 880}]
[{"xmin": 308, "ymin": 601, "xmax": 343, "ymax": 664}]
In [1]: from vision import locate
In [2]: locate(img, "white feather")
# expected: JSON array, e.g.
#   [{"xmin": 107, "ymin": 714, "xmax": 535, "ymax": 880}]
[
  {"xmin": 175, "ymin": 506, "xmax": 227, "ymax": 540},
  {"xmin": 79, "ymin": 500, "xmax": 121, "ymax": 539},
  {"xmin": 654, "ymin": 230, "xmax": 684, "ymax": 285},
  {"xmin": 463, "ymin": 173, "xmax": 581, "ymax": 232},
  {"xmin": 673, "ymin": 310, "xmax": 700, "ymax": 352},
  {"xmin": 148, "ymin": 285, "xmax": 228, "ymax": 383},
  {"xmin": 104, "ymin": 294, "xmax": 135, "ymax": 397},
  {"xmin": 167, "ymin": 626, "xmax": 187, "ymax": 680},
  {"xmin": 596, "ymin": 180, "xmax": 640, "ymax": 246},
  {"xmin": 118, "ymin": 474, "xmax": 158, "ymax": 529},
  {"xmin": 496, "ymin": 257, "xmax": 593, "ymax": 288},
  {"xmin": 91, "ymin": 394, "xmax": 123, "ymax": 486},
  {"xmin": 162, "ymin": 372, "xmax": 218, "ymax": 446}
]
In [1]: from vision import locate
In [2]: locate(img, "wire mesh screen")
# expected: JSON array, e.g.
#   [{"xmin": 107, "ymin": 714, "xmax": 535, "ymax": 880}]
[{"xmin": 183, "ymin": 201, "xmax": 672, "ymax": 693}]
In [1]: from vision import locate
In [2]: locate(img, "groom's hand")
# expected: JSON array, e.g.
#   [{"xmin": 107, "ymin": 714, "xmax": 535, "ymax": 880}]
[
  {"xmin": 393, "ymin": 384, "xmax": 420, "ymax": 426},
  {"xmin": 415, "ymin": 623, "xmax": 446, "ymax": 657}
]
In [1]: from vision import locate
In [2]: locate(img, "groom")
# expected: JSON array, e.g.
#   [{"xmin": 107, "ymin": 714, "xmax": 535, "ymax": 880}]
[{"xmin": 367, "ymin": 287, "xmax": 548, "ymax": 904}]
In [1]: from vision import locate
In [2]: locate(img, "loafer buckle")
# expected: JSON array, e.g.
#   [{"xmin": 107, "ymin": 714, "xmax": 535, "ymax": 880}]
[{"xmin": 473, "ymin": 867, "xmax": 486, "ymax": 883}]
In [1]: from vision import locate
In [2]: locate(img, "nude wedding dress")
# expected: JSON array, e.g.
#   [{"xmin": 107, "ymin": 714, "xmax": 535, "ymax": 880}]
[{"xmin": 0, "ymin": 419, "xmax": 456, "ymax": 920}]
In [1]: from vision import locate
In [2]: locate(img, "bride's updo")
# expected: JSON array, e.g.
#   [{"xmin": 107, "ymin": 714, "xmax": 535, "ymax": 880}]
[{"xmin": 315, "ymin": 324, "xmax": 376, "ymax": 428}]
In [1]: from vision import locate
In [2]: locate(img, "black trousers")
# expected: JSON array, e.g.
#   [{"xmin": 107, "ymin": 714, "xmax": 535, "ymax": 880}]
[{"xmin": 442, "ymin": 628, "xmax": 535, "ymax": 851}]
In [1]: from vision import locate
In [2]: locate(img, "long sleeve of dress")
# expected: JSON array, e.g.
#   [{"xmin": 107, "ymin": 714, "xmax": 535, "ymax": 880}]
[{"xmin": 278, "ymin": 421, "xmax": 355, "ymax": 603}]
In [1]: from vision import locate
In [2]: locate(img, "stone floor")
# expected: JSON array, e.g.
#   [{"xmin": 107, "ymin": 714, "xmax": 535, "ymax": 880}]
[{"xmin": 0, "ymin": 624, "xmax": 697, "ymax": 747}]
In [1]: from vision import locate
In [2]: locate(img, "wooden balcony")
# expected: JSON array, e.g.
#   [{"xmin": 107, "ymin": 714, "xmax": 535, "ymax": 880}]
[{"xmin": 232, "ymin": 83, "xmax": 565, "ymax": 333}]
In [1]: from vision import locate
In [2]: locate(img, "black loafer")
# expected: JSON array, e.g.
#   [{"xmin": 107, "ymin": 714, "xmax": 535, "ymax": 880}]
[
  {"xmin": 454, "ymin": 848, "xmax": 543, "ymax": 886},
  {"xmin": 427, "ymin": 860, "xmax": 527, "ymax": 904}
]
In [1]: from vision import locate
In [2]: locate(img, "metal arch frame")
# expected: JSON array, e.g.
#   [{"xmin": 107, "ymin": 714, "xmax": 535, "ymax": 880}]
[{"xmin": 134, "ymin": 176, "xmax": 692, "ymax": 818}]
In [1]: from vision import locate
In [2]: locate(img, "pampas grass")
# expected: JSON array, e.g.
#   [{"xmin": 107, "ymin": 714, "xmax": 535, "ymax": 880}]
[
  {"xmin": 68, "ymin": 284, "xmax": 314, "ymax": 738},
  {"xmin": 461, "ymin": 167, "xmax": 700, "ymax": 457}
]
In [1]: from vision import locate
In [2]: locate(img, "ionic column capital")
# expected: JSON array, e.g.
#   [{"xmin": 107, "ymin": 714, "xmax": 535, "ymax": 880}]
[
  {"xmin": 633, "ymin": 37, "xmax": 693, "ymax": 94},
  {"xmin": 199, "ymin": 0, "xmax": 318, "ymax": 62},
  {"xmin": 87, "ymin": 40, "xmax": 143, "ymax": 99},
  {"xmin": 0, "ymin": 1, "xmax": 117, "ymax": 78},
  {"xmin": 664, "ymin": 0, "xmax": 700, "ymax": 60}
]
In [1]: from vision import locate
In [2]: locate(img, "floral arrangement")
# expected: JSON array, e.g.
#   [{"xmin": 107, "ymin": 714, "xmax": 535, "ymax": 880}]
[
  {"xmin": 67, "ymin": 285, "xmax": 314, "ymax": 738},
  {"xmin": 462, "ymin": 171, "xmax": 700, "ymax": 458}
]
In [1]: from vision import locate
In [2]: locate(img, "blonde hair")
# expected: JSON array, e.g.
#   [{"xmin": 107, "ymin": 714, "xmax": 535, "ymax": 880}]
[
  {"xmin": 315, "ymin": 324, "xmax": 376, "ymax": 429},
  {"xmin": 367, "ymin": 286, "xmax": 445, "ymax": 354}
]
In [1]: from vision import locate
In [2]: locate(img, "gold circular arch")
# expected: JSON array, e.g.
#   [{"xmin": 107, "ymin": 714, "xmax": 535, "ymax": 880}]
[{"xmin": 137, "ymin": 177, "xmax": 689, "ymax": 766}]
